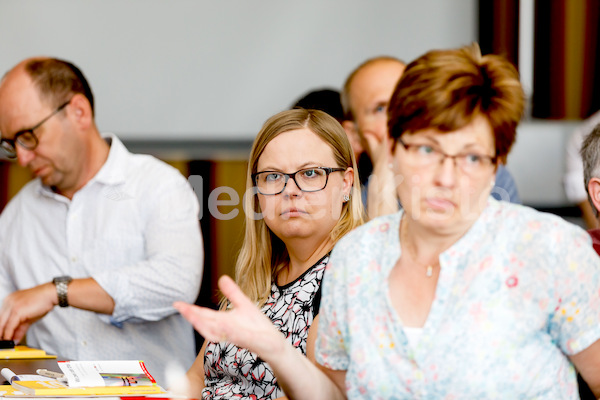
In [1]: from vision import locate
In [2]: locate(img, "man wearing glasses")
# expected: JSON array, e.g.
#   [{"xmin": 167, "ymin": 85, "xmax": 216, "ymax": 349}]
[{"xmin": 0, "ymin": 57, "xmax": 203, "ymax": 386}]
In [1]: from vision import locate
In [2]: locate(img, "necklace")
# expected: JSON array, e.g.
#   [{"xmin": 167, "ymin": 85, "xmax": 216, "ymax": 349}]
[
  {"xmin": 400, "ymin": 218, "xmax": 440, "ymax": 278},
  {"xmin": 425, "ymin": 265, "xmax": 434, "ymax": 277}
]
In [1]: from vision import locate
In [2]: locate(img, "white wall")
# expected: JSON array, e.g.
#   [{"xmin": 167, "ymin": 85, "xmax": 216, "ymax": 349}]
[
  {"xmin": 0, "ymin": 0, "xmax": 477, "ymax": 140},
  {"xmin": 2, "ymin": 0, "xmax": 583, "ymax": 208},
  {"xmin": 508, "ymin": 120, "xmax": 581, "ymax": 207}
]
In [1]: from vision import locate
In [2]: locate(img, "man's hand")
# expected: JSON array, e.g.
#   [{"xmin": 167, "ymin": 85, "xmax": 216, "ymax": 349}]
[
  {"xmin": 363, "ymin": 133, "xmax": 399, "ymax": 219},
  {"xmin": 0, "ymin": 282, "xmax": 57, "ymax": 342}
]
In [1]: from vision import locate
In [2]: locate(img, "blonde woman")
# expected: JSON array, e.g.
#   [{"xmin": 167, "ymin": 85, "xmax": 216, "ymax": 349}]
[{"xmin": 178, "ymin": 109, "xmax": 363, "ymax": 399}]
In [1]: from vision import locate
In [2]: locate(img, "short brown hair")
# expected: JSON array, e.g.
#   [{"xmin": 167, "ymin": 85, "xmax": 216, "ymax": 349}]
[
  {"xmin": 387, "ymin": 43, "xmax": 524, "ymax": 163},
  {"xmin": 24, "ymin": 58, "xmax": 95, "ymax": 116}
]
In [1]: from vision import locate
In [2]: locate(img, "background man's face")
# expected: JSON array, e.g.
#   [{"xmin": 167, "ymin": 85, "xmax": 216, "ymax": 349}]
[{"xmin": 348, "ymin": 60, "xmax": 405, "ymax": 158}]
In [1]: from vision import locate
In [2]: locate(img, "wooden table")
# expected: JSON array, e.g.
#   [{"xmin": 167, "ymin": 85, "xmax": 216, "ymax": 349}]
[{"xmin": 0, "ymin": 358, "xmax": 63, "ymax": 384}]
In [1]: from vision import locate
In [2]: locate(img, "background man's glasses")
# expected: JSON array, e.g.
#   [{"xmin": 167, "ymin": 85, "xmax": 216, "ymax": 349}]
[
  {"xmin": 0, "ymin": 100, "xmax": 71, "ymax": 159},
  {"xmin": 397, "ymin": 137, "xmax": 497, "ymax": 175},
  {"xmin": 253, "ymin": 167, "xmax": 345, "ymax": 195}
]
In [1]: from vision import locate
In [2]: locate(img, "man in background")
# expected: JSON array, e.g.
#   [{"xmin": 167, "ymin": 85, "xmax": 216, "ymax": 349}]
[
  {"xmin": 580, "ymin": 122, "xmax": 600, "ymax": 254},
  {"xmin": 564, "ymin": 110, "xmax": 600, "ymax": 229},
  {"xmin": 341, "ymin": 56, "xmax": 406, "ymax": 219},
  {"xmin": 341, "ymin": 56, "xmax": 522, "ymax": 219},
  {"xmin": 0, "ymin": 57, "xmax": 203, "ymax": 385}
]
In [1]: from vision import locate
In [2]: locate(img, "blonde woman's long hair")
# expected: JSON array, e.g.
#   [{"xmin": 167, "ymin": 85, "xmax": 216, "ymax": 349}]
[{"xmin": 232, "ymin": 108, "xmax": 364, "ymax": 308}]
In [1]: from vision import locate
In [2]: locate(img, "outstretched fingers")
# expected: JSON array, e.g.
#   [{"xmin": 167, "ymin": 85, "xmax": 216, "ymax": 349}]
[
  {"xmin": 173, "ymin": 302, "xmax": 224, "ymax": 343},
  {"xmin": 173, "ymin": 276, "xmax": 254, "ymax": 344},
  {"xmin": 175, "ymin": 275, "xmax": 286, "ymax": 359}
]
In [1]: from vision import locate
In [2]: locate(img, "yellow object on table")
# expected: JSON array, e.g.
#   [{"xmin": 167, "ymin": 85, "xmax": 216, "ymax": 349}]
[{"xmin": 0, "ymin": 346, "xmax": 56, "ymax": 360}]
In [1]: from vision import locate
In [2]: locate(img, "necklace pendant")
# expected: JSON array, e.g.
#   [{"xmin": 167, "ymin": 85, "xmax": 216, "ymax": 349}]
[{"xmin": 426, "ymin": 265, "xmax": 433, "ymax": 277}]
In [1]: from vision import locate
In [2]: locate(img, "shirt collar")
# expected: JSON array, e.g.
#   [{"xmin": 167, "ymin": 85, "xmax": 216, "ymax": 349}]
[
  {"xmin": 37, "ymin": 133, "xmax": 129, "ymax": 198},
  {"xmin": 92, "ymin": 134, "xmax": 129, "ymax": 186}
]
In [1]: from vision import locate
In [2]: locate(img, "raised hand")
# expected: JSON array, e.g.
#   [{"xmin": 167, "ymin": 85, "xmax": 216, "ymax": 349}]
[
  {"xmin": 363, "ymin": 133, "xmax": 399, "ymax": 218},
  {"xmin": 173, "ymin": 275, "xmax": 286, "ymax": 360}
]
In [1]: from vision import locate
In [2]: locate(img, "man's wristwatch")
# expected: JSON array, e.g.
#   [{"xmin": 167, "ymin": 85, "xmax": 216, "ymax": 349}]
[{"xmin": 52, "ymin": 276, "xmax": 73, "ymax": 307}]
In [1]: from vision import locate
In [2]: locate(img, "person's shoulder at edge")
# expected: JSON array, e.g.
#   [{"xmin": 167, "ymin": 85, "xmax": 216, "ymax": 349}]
[
  {"xmin": 493, "ymin": 164, "xmax": 521, "ymax": 204},
  {"xmin": 587, "ymin": 228, "xmax": 600, "ymax": 254}
]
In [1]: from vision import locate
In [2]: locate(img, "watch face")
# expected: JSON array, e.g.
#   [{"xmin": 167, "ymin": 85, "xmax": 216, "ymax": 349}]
[{"xmin": 53, "ymin": 275, "xmax": 73, "ymax": 284}]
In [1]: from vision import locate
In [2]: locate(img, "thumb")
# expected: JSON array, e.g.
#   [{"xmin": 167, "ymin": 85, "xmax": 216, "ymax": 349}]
[{"xmin": 218, "ymin": 275, "xmax": 252, "ymax": 310}]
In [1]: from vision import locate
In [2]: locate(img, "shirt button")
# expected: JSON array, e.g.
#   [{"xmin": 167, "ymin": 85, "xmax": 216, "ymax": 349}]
[
  {"xmin": 71, "ymin": 257, "xmax": 77, "ymax": 262},
  {"xmin": 81, "ymin": 341, "xmax": 87, "ymax": 346}
]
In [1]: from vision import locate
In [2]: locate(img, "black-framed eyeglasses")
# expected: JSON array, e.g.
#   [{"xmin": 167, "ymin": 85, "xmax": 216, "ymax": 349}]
[
  {"xmin": 397, "ymin": 136, "xmax": 497, "ymax": 174},
  {"xmin": 0, "ymin": 100, "xmax": 71, "ymax": 159},
  {"xmin": 252, "ymin": 167, "xmax": 346, "ymax": 195}
]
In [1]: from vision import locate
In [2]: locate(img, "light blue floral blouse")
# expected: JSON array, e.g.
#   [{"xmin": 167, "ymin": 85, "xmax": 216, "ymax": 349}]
[{"xmin": 316, "ymin": 199, "xmax": 600, "ymax": 399}]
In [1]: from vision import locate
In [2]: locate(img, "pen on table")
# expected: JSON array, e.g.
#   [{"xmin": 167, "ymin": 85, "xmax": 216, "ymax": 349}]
[{"xmin": 36, "ymin": 369, "xmax": 65, "ymax": 379}]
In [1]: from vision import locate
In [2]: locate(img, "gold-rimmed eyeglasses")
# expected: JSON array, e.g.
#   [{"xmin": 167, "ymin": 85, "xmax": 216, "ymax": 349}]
[{"xmin": 397, "ymin": 137, "xmax": 497, "ymax": 174}]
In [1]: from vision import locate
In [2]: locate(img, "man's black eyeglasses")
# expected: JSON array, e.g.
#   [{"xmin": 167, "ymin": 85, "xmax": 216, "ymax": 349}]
[{"xmin": 252, "ymin": 167, "xmax": 345, "ymax": 195}]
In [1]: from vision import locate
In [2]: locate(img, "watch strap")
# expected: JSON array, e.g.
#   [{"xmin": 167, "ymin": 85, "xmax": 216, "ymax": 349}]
[{"xmin": 52, "ymin": 276, "xmax": 73, "ymax": 308}]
